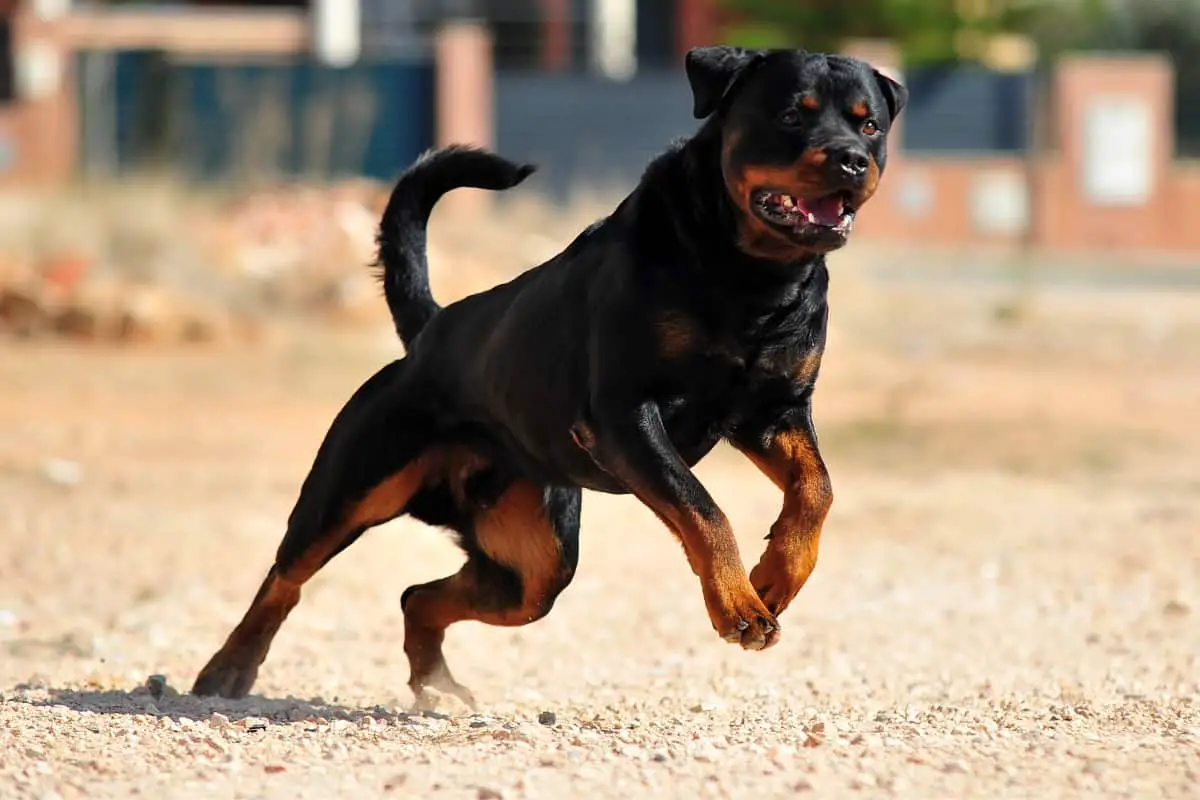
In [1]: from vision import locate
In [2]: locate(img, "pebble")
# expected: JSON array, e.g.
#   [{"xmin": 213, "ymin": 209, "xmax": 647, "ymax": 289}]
[
  {"xmin": 850, "ymin": 773, "xmax": 877, "ymax": 789},
  {"xmin": 145, "ymin": 675, "xmax": 167, "ymax": 700},
  {"xmin": 538, "ymin": 711, "xmax": 557, "ymax": 726},
  {"xmin": 239, "ymin": 717, "xmax": 269, "ymax": 733},
  {"xmin": 41, "ymin": 459, "xmax": 83, "ymax": 487}
]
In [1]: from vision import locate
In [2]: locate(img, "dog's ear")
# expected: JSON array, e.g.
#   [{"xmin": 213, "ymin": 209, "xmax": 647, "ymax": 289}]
[
  {"xmin": 685, "ymin": 46, "xmax": 766, "ymax": 119},
  {"xmin": 874, "ymin": 69, "xmax": 908, "ymax": 123}
]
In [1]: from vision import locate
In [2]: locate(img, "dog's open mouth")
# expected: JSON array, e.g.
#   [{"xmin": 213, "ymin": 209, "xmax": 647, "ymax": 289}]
[{"xmin": 752, "ymin": 189, "xmax": 855, "ymax": 236}]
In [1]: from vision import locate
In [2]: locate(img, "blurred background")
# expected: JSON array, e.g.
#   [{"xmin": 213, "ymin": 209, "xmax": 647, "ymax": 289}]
[
  {"xmin": 0, "ymin": 6, "xmax": 1199, "ymax": 793},
  {"xmin": 1, "ymin": 0, "xmax": 1199, "ymax": 341},
  {"xmin": 0, "ymin": 0, "xmax": 1199, "ymax": 340}
]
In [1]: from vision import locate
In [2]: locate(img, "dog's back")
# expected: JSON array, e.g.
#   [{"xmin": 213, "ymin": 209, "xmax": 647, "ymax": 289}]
[{"xmin": 374, "ymin": 146, "xmax": 536, "ymax": 346}]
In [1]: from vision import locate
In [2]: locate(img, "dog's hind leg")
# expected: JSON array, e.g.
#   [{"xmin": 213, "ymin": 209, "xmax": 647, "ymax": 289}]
[
  {"xmin": 401, "ymin": 480, "xmax": 581, "ymax": 710},
  {"xmin": 191, "ymin": 360, "xmax": 435, "ymax": 699}
]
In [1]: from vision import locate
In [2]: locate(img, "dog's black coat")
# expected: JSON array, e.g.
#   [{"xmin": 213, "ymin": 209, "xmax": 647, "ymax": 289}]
[{"xmin": 191, "ymin": 47, "xmax": 906, "ymax": 705}]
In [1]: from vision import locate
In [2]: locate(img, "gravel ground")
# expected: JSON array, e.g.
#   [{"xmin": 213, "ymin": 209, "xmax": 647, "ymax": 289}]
[{"xmin": 2, "ymin": 273, "xmax": 1199, "ymax": 799}]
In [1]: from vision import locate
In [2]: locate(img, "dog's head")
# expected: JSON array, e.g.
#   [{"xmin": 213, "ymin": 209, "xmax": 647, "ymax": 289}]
[{"xmin": 686, "ymin": 47, "xmax": 907, "ymax": 261}]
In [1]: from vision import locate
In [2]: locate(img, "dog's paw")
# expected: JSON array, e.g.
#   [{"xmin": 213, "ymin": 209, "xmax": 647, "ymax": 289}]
[
  {"xmin": 749, "ymin": 545, "xmax": 814, "ymax": 618},
  {"xmin": 192, "ymin": 654, "xmax": 259, "ymax": 699},
  {"xmin": 706, "ymin": 580, "xmax": 781, "ymax": 651}
]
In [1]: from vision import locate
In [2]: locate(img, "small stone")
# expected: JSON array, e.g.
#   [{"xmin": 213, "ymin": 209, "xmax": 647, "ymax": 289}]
[
  {"xmin": 942, "ymin": 759, "xmax": 969, "ymax": 774},
  {"xmin": 477, "ymin": 788, "xmax": 503, "ymax": 800},
  {"xmin": 145, "ymin": 675, "xmax": 167, "ymax": 700},
  {"xmin": 41, "ymin": 459, "xmax": 83, "ymax": 487},
  {"xmin": 208, "ymin": 712, "xmax": 231, "ymax": 729},
  {"xmin": 693, "ymin": 742, "xmax": 720, "ymax": 763},
  {"xmin": 538, "ymin": 711, "xmax": 557, "ymax": 726},
  {"xmin": 803, "ymin": 724, "xmax": 826, "ymax": 748},
  {"xmin": 793, "ymin": 778, "xmax": 814, "ymax": 792},
  {"xmin": 240, "ymin": 717, "xmax": 268, "ymax": 732},
  {"xmin": 331, "ymin": 719, "xmax": 354, "ymax": 733},
  {"xmin": 849, "ymin": 773, "xmax": 876, "ymax": 790},
  {"xmin": 383, "ymin": 774, "xmax": 408, "ymax": 791},
  {"xmin": 264, "ymin": 765, "xmax": 286, "ymax": 774},
  {"xmin": 1163, "ymin": 600, "xmax": 1191, "ymax": 617}
]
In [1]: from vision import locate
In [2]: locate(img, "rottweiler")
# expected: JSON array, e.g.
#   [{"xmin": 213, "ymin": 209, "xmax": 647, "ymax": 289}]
[{"xmin": 191, "ymin": 46, "xmax": 907, "ymax": 708}]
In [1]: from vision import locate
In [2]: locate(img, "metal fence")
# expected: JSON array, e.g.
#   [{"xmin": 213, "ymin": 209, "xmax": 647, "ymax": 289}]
[
  {"xmin": 76, "ymin": 49, "xmax": 434, "ymax": 182},
  {"xmin": 900, "ymin": 66, "xmax": 1034, "ymax": 154},
  {"xmin": 493, "ymin": 65, "xmax": 1037, "ymax": 199}
]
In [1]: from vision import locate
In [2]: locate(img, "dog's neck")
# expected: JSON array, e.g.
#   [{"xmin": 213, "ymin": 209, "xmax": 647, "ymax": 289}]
[{"xmin": 625, "ymin": 118, "xmax": 827, "ymax": 312}]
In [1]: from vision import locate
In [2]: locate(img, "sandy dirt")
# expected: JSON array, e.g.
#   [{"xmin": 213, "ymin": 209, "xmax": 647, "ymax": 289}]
[{"xmin": 1, "ymin": 254, "xmax": 1199, "ymax": 799}]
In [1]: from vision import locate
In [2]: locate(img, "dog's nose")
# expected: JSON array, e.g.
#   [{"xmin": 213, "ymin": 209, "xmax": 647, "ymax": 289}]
[{"xmin": 833, "ymin": 145, "xmax": 870, "ymax": 179}]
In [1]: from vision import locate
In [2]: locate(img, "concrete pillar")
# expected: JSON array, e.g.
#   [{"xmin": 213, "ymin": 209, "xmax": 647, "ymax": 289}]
[
  {"xmin": 675, "ymin": 0, "xmax": 717, "ymax": 62},
  {"xmin": 434, "ymin": 18, "xmax": 495, "ymax": 215},
  {"xmin": 588, "ymin": 0, "xmax": 636, "ymax": 81},
  {"xmin": 7, "ymin": 7, "xmax": 75, "ymax": 185},
  {"xmin": 540, "ymin": 0, "xmax": 570, "ymax": 72},
  {"xmin": 1050, "ymin": 54, "xmax": 1173, "ymax": 251}
]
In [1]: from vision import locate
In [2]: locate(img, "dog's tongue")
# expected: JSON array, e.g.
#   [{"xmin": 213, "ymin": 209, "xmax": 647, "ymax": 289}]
[{"xmin": 799, "ymin": 195, "xmax": 844, "ymax": 227}]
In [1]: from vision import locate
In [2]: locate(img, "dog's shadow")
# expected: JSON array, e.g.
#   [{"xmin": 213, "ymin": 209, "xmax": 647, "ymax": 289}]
[{"xmin": 12, "ymin": 680, "xmax": 438, "ymax": 725}]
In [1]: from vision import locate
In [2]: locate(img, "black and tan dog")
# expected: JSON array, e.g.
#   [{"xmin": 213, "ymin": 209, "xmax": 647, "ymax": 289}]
[{"xmin": 191, "ymin": 46, "xmax": 906, "ymax": 707}]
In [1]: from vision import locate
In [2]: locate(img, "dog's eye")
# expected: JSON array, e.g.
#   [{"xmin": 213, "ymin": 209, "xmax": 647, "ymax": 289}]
[
  {"xmin": 862, "ymin": 119, "xmax": 880, "ymax": 136},
  {"xmin": 779, "ymin": 109, "xmax": 802, "ymax": 127}
]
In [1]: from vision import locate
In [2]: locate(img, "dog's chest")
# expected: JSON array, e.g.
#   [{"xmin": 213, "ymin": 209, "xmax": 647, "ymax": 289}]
[{"xmin": 656, "ymin": 321, "xmax": 816, "ymax": 453}]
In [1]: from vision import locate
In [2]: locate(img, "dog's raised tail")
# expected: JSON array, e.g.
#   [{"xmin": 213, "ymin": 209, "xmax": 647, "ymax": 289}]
[{"xmin": 373, "ymin": 145, "xmax": 536, "ymax": 346}]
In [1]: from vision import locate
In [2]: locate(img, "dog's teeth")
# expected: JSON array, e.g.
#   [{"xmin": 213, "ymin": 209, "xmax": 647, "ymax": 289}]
[
  {"xmin": 780, "ymin": 195, "xmax": 795, "ymax": 209},
  {"xmin": 806, "ymin": 212, "xmax": 817, "ymax": 224}
]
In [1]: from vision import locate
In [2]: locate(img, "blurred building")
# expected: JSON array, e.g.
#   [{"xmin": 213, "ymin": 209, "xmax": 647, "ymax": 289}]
[{"xmin": 0, "ymin": 1, "xmax": 1198, "ymax": 254}]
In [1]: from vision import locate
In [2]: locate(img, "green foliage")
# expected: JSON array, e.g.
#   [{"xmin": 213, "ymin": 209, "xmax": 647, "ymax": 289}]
[{"xmin": 714, "ymin": 0, "xmax": 1038, "ymax": 65}]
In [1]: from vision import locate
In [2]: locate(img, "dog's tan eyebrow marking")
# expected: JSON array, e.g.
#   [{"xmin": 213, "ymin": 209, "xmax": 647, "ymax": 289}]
[
  {"xmin": 848, "ymin": 100, "xmax": 869, "ymax": 119},
  {"xmin": 800, "ymin": 94, "xmax": 821, "ymax": 111}
]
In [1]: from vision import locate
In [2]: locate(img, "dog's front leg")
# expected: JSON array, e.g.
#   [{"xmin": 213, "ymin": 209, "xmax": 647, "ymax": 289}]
[
  {"xmin": 573, "ymin": 400, "xmax": 779, "ymax": 650},
  {"xmin": 730, "ymin": 404, "xmax": 832, "ymax": 618}
]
